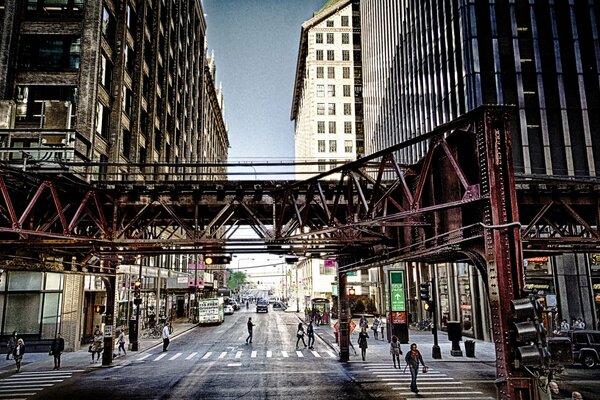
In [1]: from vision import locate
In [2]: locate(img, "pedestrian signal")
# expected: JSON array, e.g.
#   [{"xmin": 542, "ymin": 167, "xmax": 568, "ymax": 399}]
[{"xmin": 94, "ymin": 304, "xmax": 106, "ymax": 314}]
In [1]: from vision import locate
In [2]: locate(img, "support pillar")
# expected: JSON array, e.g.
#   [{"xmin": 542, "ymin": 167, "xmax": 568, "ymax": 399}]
[
  {"xmin": 338, "ymin": 272, "xmax": 350, "ymax": 362},
  {"xmin": 101, "ymin": 267, "xmax": 116, "ymax": 366}
]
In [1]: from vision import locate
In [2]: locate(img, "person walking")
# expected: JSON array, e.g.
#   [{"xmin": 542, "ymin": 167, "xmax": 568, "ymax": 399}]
[
  {"xmin": 359, "ymin": 315, "xmax": 368, "ymax": 330},
  {"xmin": 50, "ymin": 333, "xmax": 65, "ymax": 370},
  {"xmin": 296, "ymin": 322, "xmax": 307, "ymax": 349},
  {"xmin": 246, "ymin": 317, "xmax": 255, "ymax": 344},
  {"xmin": 372, "ymin": 316, "xmax": 380, "ymax": 340},
  {"xmin": 6, "ymin": 331, "xmax": 16, "ymax": 360},
  {"xmin": 90, "ymin": 326, "xmax": 103, "ymax": 363},
  {"xmin": 13, "ymin": 338, "xmax": 25, "ymax": 372},
  {"xmin": 357, "ymin": 327, "xmax": 369, "ymax": 361},
  {"xmin": 390, "ymin": 335, "xmax": 402, "ymax": 368},
  {"xmin": 117, "ymin": 329, "xmax": 126, "ymax": 355},
  {"xmin": 405, "ymin": 343, "xmax": 427, "ymax": 393},
  {"xmin": 307, "ymin": 321, "xmax": 315, "ymax": 350},
  {"xmin": 162, "ymin": 322, "xmax": 171, "ymax": 351}
]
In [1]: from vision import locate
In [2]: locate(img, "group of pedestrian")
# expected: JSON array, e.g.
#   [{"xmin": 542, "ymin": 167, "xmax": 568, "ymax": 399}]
[
  {"xmin": 550, "ymin": 380, "xmax": 585, "ymax": 399},
  {"xmin": 5, "ymin": 331, "xmax": 25, "ymax": 373}
]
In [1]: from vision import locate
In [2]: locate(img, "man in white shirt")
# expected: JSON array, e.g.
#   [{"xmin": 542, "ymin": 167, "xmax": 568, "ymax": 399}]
[{"xmin": 162, "ymin": 322, "xmax": 171, "ymax": 352}]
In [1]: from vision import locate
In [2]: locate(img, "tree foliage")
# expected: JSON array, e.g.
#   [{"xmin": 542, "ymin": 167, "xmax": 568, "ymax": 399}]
[{"xmin": 227, "ymin": 271, "xmax": 247, "ymax": 290}]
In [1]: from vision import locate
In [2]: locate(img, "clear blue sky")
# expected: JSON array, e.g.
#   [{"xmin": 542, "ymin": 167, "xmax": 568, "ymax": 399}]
[{"xmin": 203, "ymin": 0, "xmax": 325, "ymax": 175}]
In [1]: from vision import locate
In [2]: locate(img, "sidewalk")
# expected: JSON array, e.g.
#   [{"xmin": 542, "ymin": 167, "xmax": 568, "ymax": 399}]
[
  {"xmin": 0, "ymin": 321, "xmax": 197, "ymax": 376},
  {"xmin": 306, "ymin": 316, "xmax": 497, "ymax": 364}
]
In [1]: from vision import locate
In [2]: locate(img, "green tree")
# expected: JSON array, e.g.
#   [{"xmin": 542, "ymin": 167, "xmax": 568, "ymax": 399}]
[{"xmin": 227, "ymin": 271, "xmax": 247, "ymax": 291}]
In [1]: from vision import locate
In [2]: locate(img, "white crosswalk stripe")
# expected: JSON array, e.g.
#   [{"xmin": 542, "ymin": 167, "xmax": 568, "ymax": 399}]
[
  {"xmin": 0, "ymin": 370, "xmax": 80, "ymax": 400},
  {"xmin": 134, "ymin": 349, "xmax": 334, "ymax": 361},
  {"xmin": 359, "ymin": 365, "xmax": 494, "ymax": 399}
]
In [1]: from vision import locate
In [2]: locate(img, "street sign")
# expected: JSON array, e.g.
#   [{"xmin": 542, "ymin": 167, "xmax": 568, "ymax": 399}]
[
  {"xmin": 349, "ymin": 320, "xmax": 356, "ymax": 334},
  {"xmin": 104, "ymin": 325, "xmax": 113, "ymax": 338},
  {"xmin": 389, "ymin": 270, "xmax": 406, "ymax": 312},
  {"xmin": 333, "ymin": 321, "xmax": 339, "ymax": 331}
]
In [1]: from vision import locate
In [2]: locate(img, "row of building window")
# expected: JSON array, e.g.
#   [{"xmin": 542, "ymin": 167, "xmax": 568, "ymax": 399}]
[
  {"xmin": 316, "ymin": 84, "xmax": 357, "ymax": 97},
  {"xmin": 316, "ymin": 66, "xmax": 352, "ymax": 79},
  {"xmin": 317, "ymin": 102, "xmax": 352, "ymax": 115},
  {"xmin": 317, "ymin": 140, "xmax": 354, "ymax": 153},
  {"xmin": 315, "ymin": 32, "xmax": 351, "ymax": 45},
  {"xmin": 316, "ymin": 49, "xmax": 352, "ymax": 61},
  {"xmin": 317, "ymin": 121, "xmax": 353, "ymax": 134},
  {"xmin": 317, "ymin": 159, "xmax": 350, "ymax": 172}
]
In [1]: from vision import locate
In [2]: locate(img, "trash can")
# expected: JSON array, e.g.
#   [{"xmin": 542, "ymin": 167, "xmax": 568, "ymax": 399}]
[{"xmin": 465, "ymin": 339, "xmax": 475, "ymax": 358}]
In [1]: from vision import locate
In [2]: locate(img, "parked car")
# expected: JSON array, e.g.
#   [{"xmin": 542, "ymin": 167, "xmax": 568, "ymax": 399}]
[
  {"xmin": 569, "ymin": 330, "xmax": 600, "ymax": 368},
  {"xmin": 256, "ymin": 300, "xmax": 269, "ymax": 313},
  {"xmin": 224, "ymin": 305, "xmax": 234, "ymax": 315},
  {"xmin": 272, "ymin": 302, "xmax": 286, "ymax": 311},
  {"xmin": 229, "ymin": 300, "xmax": 240, "ymax": 311}
]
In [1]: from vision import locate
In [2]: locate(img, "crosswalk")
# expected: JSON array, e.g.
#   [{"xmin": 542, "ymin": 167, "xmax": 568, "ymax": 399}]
[
  {"xmin": 0, "ymin": 369, "xmax": 82, "ymax": 400},
  {"xmin": 133, "ymin": 349, "xmax": 337, "ymax": 363},
  {"xmin": 361, "ymin": 364, "xmax": 495, "ymax": 400}
]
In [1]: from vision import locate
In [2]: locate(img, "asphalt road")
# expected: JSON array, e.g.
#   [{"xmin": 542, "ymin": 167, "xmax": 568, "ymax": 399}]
[{"xmin": 1, "ymin": 308, "xmax": 598, "ymax": 400}]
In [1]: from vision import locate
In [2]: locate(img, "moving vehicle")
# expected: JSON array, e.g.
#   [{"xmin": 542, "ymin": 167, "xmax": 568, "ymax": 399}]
[
  {"xmin": 569, "ymin": 329, "xmax": 600, "ymax": 368},
  {"xmin": 224, "ymin": 305, "xmax": 234, "ymax": 315},
  {"xmin": 198, "ymin": 297, "xmax": 224, "ymax": 324},
  {"xmin": 229, "ymin": 300, "xmax": 240, "ymax": 310},
  {"xmin": 256, "ymin": 299, "xmax": 269, "ymax": 313}
]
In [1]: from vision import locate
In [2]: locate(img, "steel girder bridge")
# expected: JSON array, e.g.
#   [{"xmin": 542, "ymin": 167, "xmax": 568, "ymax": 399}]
[{"xmin": 1, "ymin": 106, "xmax": 599, "ymax": 399}]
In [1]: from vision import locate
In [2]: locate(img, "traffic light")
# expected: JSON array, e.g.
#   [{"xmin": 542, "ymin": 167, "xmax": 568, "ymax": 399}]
[
  {"xmin": 348, "ymin": 287, "xmax": 355, "ymax": 298},
  {"xmin": 510, "ymin": 296, "xmax": 548, "ymax": 368},
  {"xmin": 419, "ymin": 282, "xmax": 430, "ymax": 301},
  {"xmin": 204, "ymin": 255, "xmax": 231, "ymax": 265},
  {"xmin": 424, "ymin": 300, "xmax": 434, "ymax": 313},
  {"xmin": 94, "ymin": 304, "xmax": 105, "ymax": 314}
]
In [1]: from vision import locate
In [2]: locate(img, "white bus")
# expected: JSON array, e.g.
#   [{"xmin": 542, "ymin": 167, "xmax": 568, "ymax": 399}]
[{"xmin": 198, "ymin": 297, "xmax": 224, "ymax": 325}]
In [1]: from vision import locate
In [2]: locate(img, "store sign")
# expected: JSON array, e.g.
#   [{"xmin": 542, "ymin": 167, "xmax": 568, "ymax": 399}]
[
  {"xmin": 389, "ymin": 270, "xmax": 406, "ymax": 312},
  {"xmin": 391, "ymin": 311, "xmax": 407, "ymax": 324}
]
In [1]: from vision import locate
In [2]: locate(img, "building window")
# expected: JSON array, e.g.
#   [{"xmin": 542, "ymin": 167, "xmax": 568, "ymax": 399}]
[
  {"xmin": 342, "ymin": 33, "xmax": 349, "ymax": 44},
  {"xmin": 343, "ymin": 67, "xmax": 350, "ymax": 79},
  {"xmin": 326, "ymin": 20, "xmax": 334, "ymax": 27},
  {"xmin": 328, "ymin": 103, "xmax": 336, "ymax": 115},
  {"xmin": 341, "ymin": 15, "xmax": 349, "ymax": 26},
  {"xmin": 18, "ymin": 36, "xmax": 81, "ymax": 70},
  {"xmin": 316, "ymin": 33, "xmax": 323, "ymax": 44},
  {"xmin": 318, "ymin": 159, "xmax": 326, "ymax": 172},
  {"xmin": 327, "ymin": 50, "xmax": 334, "ymax": 61},
  {"xmin": 99, "ymin": 53, "xmax": 113, "ymax": 93},
  {"xmin": 122, "ymin": 86, "xmax": 133, "ymax": 116},
  {"xmin": 124, "ymin": 45, "xmax": 135, "ymax": 74},
  {"xmin": 96, "ymin": 102, "xmax": 110, "ymax": 140},
  {"xmin": 316, "ymin": 50, "xmax": 323, "ymax": 61},
  {"xmin": 342, "ymin": 50, "xmax": 350, "ymax": 61},
  {"xmin": 126, "ymin": 4, "xmax": 137, "ymax": 34},
  {"xmin": 317, "ymin": 103, "xmax": 325, "ymax": 115},
  {"xmin": 122, "ymin": 128, "xmax": 131, "ymax": 159},
  {"xmin": 318, "ymin": 140, "xmax": 326, "ymax": 153},
  {"xmin": 328, "ymin": 121, "xmax": 336, "ymax": 134},
  {"xmin": 26, "ymin": 0, "xmax": 84, "ymax": 16},
  {"xmin": 101, "ymin": 6, "xmax": 116, "ymax": 46},
  {"xmin": 316, "ymin": 66, "xmax": 324, "ymax": 78},
  {"xmin": 317, "ymin": 121, "xmax": 325, "ymax": 133},
  {"xmin": 344, "ymin": 121, "xmax": 352, "ymax": 134},
  {"xmin": 343, "ymin": 103, "xmax": 351, "ymax": 115},
  {"xmin": 329, "ymin": 140, "xmax": 337, "ymax": 153},
  {"xmin": 343, "ymin": 85, "xmax": 351, "ymax": 97},
  {"xmin": 327, "ymin": 33, "xmax": 334, "ymax": 44},
  {"xmin": 327, "ymin": 85, "xmax": 335, "ymax": 97},
  {"xmin": 344, "ymin": 140, "xmax": 353, "ymax": 153},
  {"xmin": 320, "ymin": 263, "xmax": 336, "ymax": 275},
  {"xmin": 327, "ymin": 67, "xmax": 335, "ymax": 79},
  {"xmin": 316, "ymin": 84, "xmax": 325, "ymax": 97}
]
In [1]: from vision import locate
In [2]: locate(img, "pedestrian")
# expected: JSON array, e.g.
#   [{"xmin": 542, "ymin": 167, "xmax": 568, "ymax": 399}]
[
  {"xmin": 358, "ymin": 327, "xmax": 369, "ymax": 361},
  {"xmin": 359, "ymin": 315, "xmax": 368, "ymax": 330},
  {"xmin": 246, "ymin": 301, "xmax": 249, "ymax": 310},
  {"xmin": 390, "ymin": 335, "xmax": 402, "ymax": 368},
  {"xmin": 307, "ymin": 321, "xmax": 315, "ymax": 350},
  {"xmin": 560, "ymin": 319, "xmax": 570, "ymax": 332},
  {"xmin": 13, "ymin": 338, "xmax": 25, "ymax": 372},
  {"xmin": 405, "ymin": 343, "xmax": 427, "ymax": 393},
  {"xmin": 117, "ymin": 329, "xmax": 126, "ymax": 355},
  {"xmin": 90, "ymin": 326, "xmax": 103, "ymax": 363},
  {"xmin": 372, "ymin": 316, "xmax": 380, "ymax": 340},
  {"xmin": 162, "ymin": 322, "xmax": 171, "ymax": 351},
  {"xmin": 571, "ymin": 391, "xmax": 583, "ymax": 400},
  {"xmin": 380, "ymin": 319, "xmax": 385, "ymax": 340},
  {"xmin": 49, "ymin": 333, "xmax": 65, "ymax": 370},
  {"xmin": 549, "ymin": 381, "xmax": 566, "ymax": 399},
  {"xmin": 6, "ymin": 331, "xmax": 16, "ymax": 360},
  {"xmin": 246, "ymin": 317, "xmax": 255, "ymax": 344},
  {"xmin": 296, "ymin": 322, "xmax": 307, "ymax": 349}
]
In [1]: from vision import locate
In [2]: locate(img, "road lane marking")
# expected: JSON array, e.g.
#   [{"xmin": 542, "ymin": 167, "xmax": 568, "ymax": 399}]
[
  {"xmin": 154, "ymin": 353, "xmax": 167, "ymax": 361},
  {"xmin": 266, "ymin": 351, "xmax": 272, "ymax": 358},
  {"xmin": 311, "ymin": 351, "xmax": 321, "ymax": 358},
  {"xmin": 186, "ymin": 352, "xmax": 198, "ymax": 360},
  {"xmin": 137, "ymin": 354, "xmax": 152, "ymax": 361},
  {"xmin": 169, "ymin": 353, "xmax": 182, "ymax": 360},
  {"xmin": 326, "ymin": 351, "xmax": 336, "ymax": 358},
  {"xmin": 235, "ymin": 351, "xmax": 242, "ymax": 359},
  {"xmin": 382, "ymin": 377, "xmax": 455, "ymax": 382},
  {"xmin": 282, "ymin": 351, "xmax": 289, "ymax": 358},
  {"xmin": 227, "ymin": 363, "xmax": 242, "ymax": 367},
  {"xmin": 296, "ymin": 351, "xmax": 304, "ymax": 357},
  {"xmin": 0, "ymin": 384, "xmax": 53, "ymax": 388},
  {"xmin": 202, "ymin": 352, "xmax": 213, "ymax": 359},
  {"xmin": 218, "ymin": 352, "xmax": 227, "ymax": 359},
  {"xmin": 251, "ymin": 351, "xmax": 257, "ymax": 358}
]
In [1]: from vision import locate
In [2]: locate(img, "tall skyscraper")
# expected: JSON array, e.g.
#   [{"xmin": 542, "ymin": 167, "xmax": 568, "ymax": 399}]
[{"xmin": 291, "ymin": 0, "xmax": 363, "ymax": 179}]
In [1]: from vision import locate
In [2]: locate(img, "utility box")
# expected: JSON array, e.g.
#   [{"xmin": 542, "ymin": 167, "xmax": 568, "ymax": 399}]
[{"xmin": 447, "ymin": 321, "xmax": 463, "ymax": 356}]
